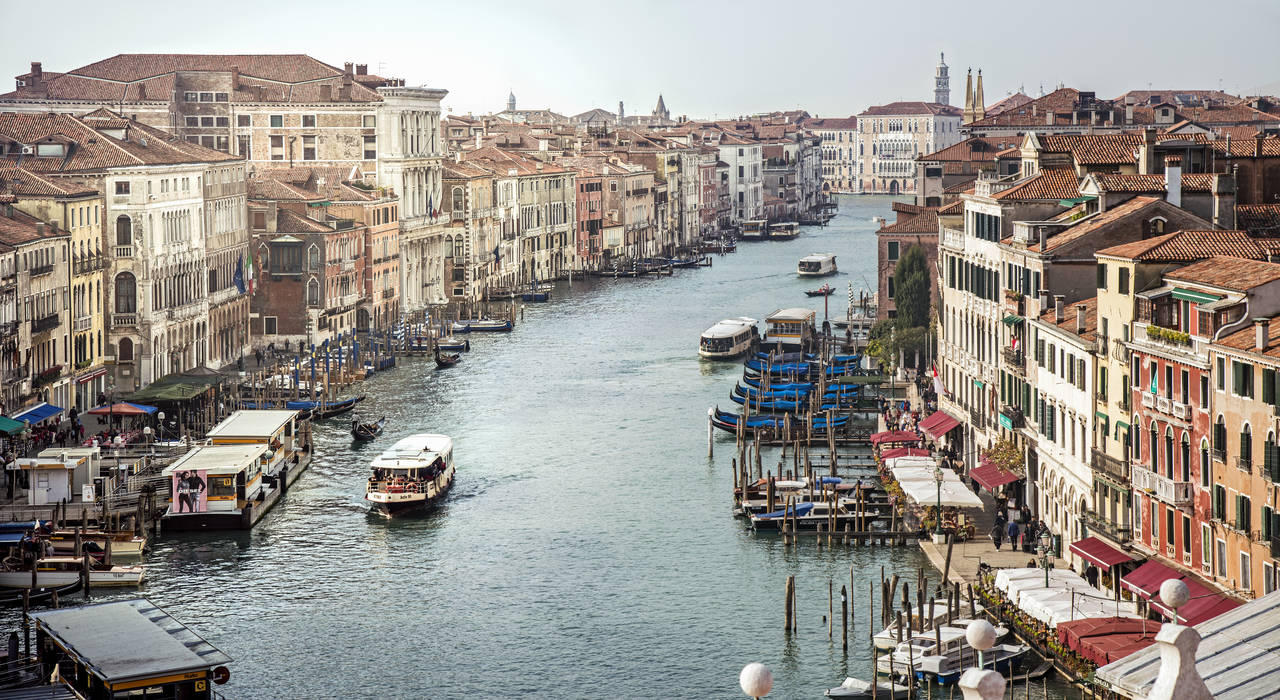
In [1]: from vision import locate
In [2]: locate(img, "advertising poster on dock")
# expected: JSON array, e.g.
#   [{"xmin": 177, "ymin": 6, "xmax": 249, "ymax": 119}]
[{"xmin": 173, "ymin": 469, "xmax": 209, "ymax": 514}]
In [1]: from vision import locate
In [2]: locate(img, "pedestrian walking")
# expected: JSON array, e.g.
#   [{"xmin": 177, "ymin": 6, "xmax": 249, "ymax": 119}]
[
  {"xmin": 1007, "ymin": 519, "xmax": 1021, "ymax": 551},
  {"xmin": 991, "ymin": 523, "xmax": 1004, "ymax": 550}
]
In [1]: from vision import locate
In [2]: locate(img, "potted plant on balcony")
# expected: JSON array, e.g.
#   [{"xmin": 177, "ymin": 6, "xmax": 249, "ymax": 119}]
[{"xmin": 32, "ymin": 364, "xmax": 62, "ymax": 388}]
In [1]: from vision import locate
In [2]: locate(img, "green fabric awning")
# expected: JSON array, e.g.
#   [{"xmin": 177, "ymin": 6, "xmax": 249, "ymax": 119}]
[
  {"xmin": 0, "ymin": 416, "xmax": 27, "ymax": 436},
  {"xmin": 1171, "ymin": 287, "xmax": 1221, "ymax": 304},
  {"xmin": 1058, "ymin": 195, "xmax": 1097, "ymax": 206},
  {"xmin": 1095, "ymin": 411, "xmax": 1109, "ymax": 428},
  {"xmin": 1115, "ymin": 420, "xmax": 1130, "ymax": 439},
  {"xmin": 126, "ymin": 370, "xmax": 228, "ymax": 403},
  {"xmin": 1002, "ymin": 315, "xmax": 1024, "ymax": 326}
]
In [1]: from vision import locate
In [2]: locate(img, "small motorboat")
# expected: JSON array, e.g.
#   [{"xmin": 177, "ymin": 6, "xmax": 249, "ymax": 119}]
[
  {"xmin": 352, "ymin": 417, "xmax": 386, "ymax": 441},
  {"xmin": 0, "ymin": 557, "xmax": 145, "ymax": 588},
  {"xmin": 453, "ymin": 319, "xmax": 513, "ymax": 333},
  {"xmin": 436, "ymin": 336, "xmax": 470, "ymax": 352},
  {"xmin": 435, "ymin": 351, "xmax": 461, "ymax": 369},
  {"xmin": 805, "ymin": 284, "xmax": 835, "ymax": 297},
  {"xmin": 520, "ymin": 283, "xmax": 553, "ymax": 302},
  {"xmin": 826, "ymin": 677, "xmax": 910, "ymax": 699}
]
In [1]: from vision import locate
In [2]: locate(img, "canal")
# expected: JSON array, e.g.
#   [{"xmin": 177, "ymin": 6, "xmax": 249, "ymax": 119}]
[{"xmin": 15, "ymin": 195, "xmax": 1068, "ymax": 698}]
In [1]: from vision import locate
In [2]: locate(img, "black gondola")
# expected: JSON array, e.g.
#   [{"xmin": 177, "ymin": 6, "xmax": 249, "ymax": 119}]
[
  {"xmin": 352, "ymin": 417, "xmax": 386, "ymax": 441},
  {"xmin": 435, "ymin": 351, "xmax": 461, "ymax": 369},
  {"xmin": 804, "ymin": 284, "xmax": 835, "ymax": 297},
  {"xmin": 0, "ymin": 580, "xmax": 82, "ymax": 607}
]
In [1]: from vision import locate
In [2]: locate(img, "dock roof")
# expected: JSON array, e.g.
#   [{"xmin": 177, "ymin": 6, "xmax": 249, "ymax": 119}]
[
  {"xmin": 31, "ymin": 599, "xmax": 230, "ymax": 685},
  {"xmin": 206, "ymin": 409, "xmax": 297, "ymax": 439},
  {"xmin": 767, "ymin": 308, "xmax": 816, "ymax": 322},
  {"xmin": 1096, "ymin": 590, "xmax": 1280, "ymax": 699},
  {"xmin": 162, "ymin": 444, "xmax": 268, "ymax": 476}
]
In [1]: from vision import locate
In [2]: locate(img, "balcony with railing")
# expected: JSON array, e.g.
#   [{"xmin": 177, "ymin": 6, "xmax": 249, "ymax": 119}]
[
  {"xmin": 1001, "ymin": 347, "xmax": 1025, "ymax": 376},
  {"xmin": 381, "ymin": 289, "xmax": 395, "ymax": 300},
  {"xmin": 1132, "ymin": 463, "xmax": 1194, "ymax": 507},
  {"xmin": 111, "ymin": 313, "xmax": 136, "ymax": 327},
  {"xmin": 31, "ymin": 313, "xmax": 60, "ymax": 334},
  {"xmin": 1083, "ymin": 511, "xmax": 1131, "ymax": 545},
  {"xmin": 1111, "ymin": 338, "xmax": 1129, "ymax": 362},
  {"xmin": 114, "ymin": 245, "xmax": 134, "ymax": 258},
  {"xmin": 29, "ymin": 263, "xmax": 54, "ymax": 278},
  {"xmin": 941, "ymin": 226, "xmax": 965, "ymax": 251},
  {"xmin": 0, "ymin": 320, "xmax": 17, "ymax": 338},
  {"xmin": 1172, "ymin": 402, "xmax": 1191, "ymax": 420},
  {"xmin": 969, "ymin": 406, "xmax": 987, "ymax": 431},
  {"xmin": 1236, "ymin": 456, "xmax": 1253, "ymax": 474},
  {"xmin": 1092, "ymin": 451, "xmax": 1131, "ymax": 483},
  {"xmin": 73, "ymin": 255, "xmax": 105, "ymax": 276},
  {"xmin": 73, "ymin": 316, "xmax": 92, "ymax": 333},
  {"xmin": 0, "ymin": 274, "xmax": 15, "ymax": 294},
  {"xmin": 998, "ymin": 405, "xmax": 1025, "ymax": 429}
]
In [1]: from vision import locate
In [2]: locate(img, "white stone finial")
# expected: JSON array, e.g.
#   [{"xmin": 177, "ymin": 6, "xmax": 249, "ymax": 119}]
[
  {"xmin": 1147, "ymin": 624, "xmax": 1212, "ymax": 700},
  {"xmin": 958, "ymin": 668, "xmax": 1006, "ymax": 700},
  {"xmin": 965, "ymin": 619, "xmax": 997, "ymax": 651},
  {"xmin": 1159, "ymin": 578, "xmax": 1190, "ymax": 612},
  {"xmin": 739, "ymin": 662, "xmax": 773, "ymax": 698}
]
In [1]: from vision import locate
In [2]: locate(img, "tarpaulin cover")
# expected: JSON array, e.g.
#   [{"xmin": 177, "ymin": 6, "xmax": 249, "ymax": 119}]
[
  {"xmin": 1149, "ymin": 575, "xmax": 1241, "ymax": 625},
  {"xmin": 879, "ymin": 447, "xmax": 932, "ymax": 461},
  {"xmin": 890, "ymin": 464, "xmax": 985, "ymax": 508},
  {"xmin": 0, "ymin": 416, "xmax": 26, "ymax": 435},
  {"xmin": 1120, "ymin": 560, "xmax": 1182, "ymax": 598},
  {"xmin": 86, "ymin": 402, "xmax": 157, "ymax": 416},
  {"xmin": 1069, "ymin": 536, "xmax": 1136, "ymax": 569},
  {"xmin": 11, "ymin": 403, "xmax": 63, "ymax": 425},
  {"xmin": 870, "ymin": 430, "xmax": 921, "ymax": 446}
]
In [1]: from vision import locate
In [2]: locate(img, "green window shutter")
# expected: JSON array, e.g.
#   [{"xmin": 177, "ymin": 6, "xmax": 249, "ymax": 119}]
[
  {"xmin": 1265, "ymin": 369, "xmax": 1276, "ymax": 405},
  {"xmin": 1264, "ymin": 506, "xmax": 1273, "ymax": 541},
  {"xmin": 1233, "ymin": 362, "xmax": 1242, "ymax": 395}
]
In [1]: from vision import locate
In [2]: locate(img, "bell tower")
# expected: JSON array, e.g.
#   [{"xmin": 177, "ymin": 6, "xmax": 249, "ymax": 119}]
[{"xmin": 934, "ymin": 52, "xmax": 950, "ymax": 105}]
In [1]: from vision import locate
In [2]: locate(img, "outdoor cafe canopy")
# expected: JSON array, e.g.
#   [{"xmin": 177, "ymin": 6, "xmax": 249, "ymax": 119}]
[
  {"xmin": 889, "ymin": 461, "xmax": 984, "ymax": 508},
  {"xmin": 86, "ymin": 402, "xmax": 158, "ymax": 416}
]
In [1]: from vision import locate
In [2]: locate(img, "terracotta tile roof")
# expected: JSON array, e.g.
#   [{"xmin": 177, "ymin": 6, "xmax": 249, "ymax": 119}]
[
  {"xmin": 984, "ymin": 93, "xmax": 1033, "ymax": 117},
  {"xmin": 442, "ymin": 161, "xmax": 494, "ymax": 179},
  {"xmin": 2, "ymin": 54, "xmax": 386, "ymax": 104},
  {"xmin": 1237, "ymin": 205, "xmax": 1280, "ymax": 235},
  {"xmin": 805, "ymin": 117, "xmax": 858, "ymax": 130},
  {"xmin": 274, "ymin": 209, "xmax": 332, "ymax": 234},
  {"xmin": 879, "ymin": 208, "xmax": 938, "ymax": 234},
  {"xmin": 1035, "ymin": 133, "xmax": 1142, "ymax": 165},
  {"xmin": 0, "ymin": 111, "xmax": 237, "ymax": 172},
  {"xmin": 859, "ymin": 102, "xmax": 960, "ymax": 117},
  {"xmin": 938, "ymin": 199, "xmax": 965, "ymax": 215},
  {"xmin": 0, "ymin": 207, "xmax": 66, "ymax": 246},
  {"xmin": 1112, "ymin": 89, "xmax": 1237, "ymax": 106},
  {"xmin": 992, "ymin": 169, "xmax": 1080, "ymax": 201},
  {"xmin": 1091, "ymin": 173, "xmax": 1166, "ymax": 193},
  {"xmin": 1163, "ymin": 255, "xmax": 1280, "ymax": 290},
  {"xmin": 0, "ymin": 164, "xmax": 97, "ymax": 198},
  {"xmin": 1097, "ymin": 229, "xmax": 1262, "ymax": 262},
  {"xmin": 1214, "ymin": 314, "xmax": 1280, "ymax": 357},
  {"xmin": 1037, "ymin": 296, "xmax": 1098, "ymax": 341},
  {"xmin": 461, "ymin": 146, "xmax": 569, "ymax": 176},
  {"xmin": 1028, "ymin": 196, "xmax": 1165, "ymax": 252},
  {"xmin": 248, "ymin": 177, "xmax": 318, "ymax": 201},
  {"xmin": 1180, "ymin": 173, "xmax": 1215, "ymax": 193},
  {"xmin": 919, "ymin": 136, "xmax": 1022, "ymax": 162},
  {"xmin": 965, "ymin": 88, "xmax": 1084, "ymax": 128},
  {"xmin": 251, "ymin": 166, "xmax": 378, "ymax": 202},
  {"xmin": 1204, "ymin": 134, "xmax": 1280, "ymax": 157},
  {"xmin": 942, "ymin": 178, "xmax": 977, "ymax": 194}
]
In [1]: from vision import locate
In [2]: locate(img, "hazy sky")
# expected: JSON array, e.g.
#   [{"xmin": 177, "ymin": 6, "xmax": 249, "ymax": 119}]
[{"xmin": 3, "ymin": 0, "xmax": 1278, "ymax": 119}]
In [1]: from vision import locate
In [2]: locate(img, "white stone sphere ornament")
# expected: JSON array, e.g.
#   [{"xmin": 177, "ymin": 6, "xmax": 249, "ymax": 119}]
[
  {"xmin": 1159, "ymin": 578, "xmax": 1190, "ymax": 619},
  {"xmin": 739, "ymin": 662, "xmax": 773, "ymax": 699},
  {"xmin": 965, "ymin": 619, "xmax": 997, "ymax": 651}
]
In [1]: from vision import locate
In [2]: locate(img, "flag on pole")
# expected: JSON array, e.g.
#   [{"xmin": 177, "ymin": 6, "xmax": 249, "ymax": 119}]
[
  {"xmin": 931, "ymin": 363, "xmax": 950, "ymax": 398},
  {"xmin": 245, "ymin": 246, "xmax": 257, "ymax": 294},
  {"xmin": 233, "ymin": 255, "xmax": 246, "ymax": 294}
]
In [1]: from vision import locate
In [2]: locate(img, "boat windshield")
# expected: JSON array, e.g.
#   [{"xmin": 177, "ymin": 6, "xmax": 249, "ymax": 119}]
[{"xmin": 799, "ymin": 261, "xmax": 822, "ymax": 272}]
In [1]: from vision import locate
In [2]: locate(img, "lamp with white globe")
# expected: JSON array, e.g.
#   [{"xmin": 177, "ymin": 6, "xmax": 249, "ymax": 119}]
[{"xmin": 739, "ymin": 662, "xmax": 773, "ymax": 699}]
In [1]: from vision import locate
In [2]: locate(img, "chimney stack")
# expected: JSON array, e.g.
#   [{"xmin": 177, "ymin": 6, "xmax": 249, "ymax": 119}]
[
  {"xmin": 30, "ymin": 62, "xmax": 41, "ymax": 80},
  {"xmin": 1076, "ymin": 304, "xmax": 1086, "ymax": 335},
  {"xmin": 343, "ymin": 62, "xmax": 354, "ymax": 77},
  {"xmin": 231, "ymin": 65, "xmax": 240, "ymax": 91},
  {"xmin": 1256, "ymin": 318, "xmax": 1270, "ymax": 352},
  {"xmin": 1212, "ymin": 173, "xmax": 1236, "ymax": 230},
  {"xmin": 1165, "ymin": 155, "xmax": 1182, "ymax": 207},
  {"xmin": 135, "ymin": 82, "xmax": 146, "ymax": 100},
  {"xmin": 1039, "ymin": 290, "xmax": 1050, "ymax": 312},
  {"xmin": 356, "ymin": 64, "xmax": 368, "ymax": 76},
  {"xmin": 1054, "ymin": 295, "xmax": 1065, "ymax": 323},
  {"xmin": 1125, "ymin": 97, "xmax": 1135, "ymax": 124}
]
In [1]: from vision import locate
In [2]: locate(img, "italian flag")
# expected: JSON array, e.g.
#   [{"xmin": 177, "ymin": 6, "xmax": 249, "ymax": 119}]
[{"xmin": 246, "ymin": 246, "xmax": 256, "ymax": 294}]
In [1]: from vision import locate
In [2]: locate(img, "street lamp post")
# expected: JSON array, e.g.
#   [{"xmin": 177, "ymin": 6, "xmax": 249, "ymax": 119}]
[
  {"xmin": 1038, "ymin": 529, "xmax": 1053, "ymax": 588},
  {"xmin": 934, "ymin": 466, "xmax": 944, "ymax": 535}
]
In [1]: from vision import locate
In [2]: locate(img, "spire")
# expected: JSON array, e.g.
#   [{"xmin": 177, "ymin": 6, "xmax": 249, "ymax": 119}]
[
  {"xmin": 934, "ymin": 52, "xmax": 950, "ymax": 105},
  {"xmin": 975, "ymin": 69, "xmax": 986, "ymax": 121},
  {"xmin": 653, "ymin": 94, "xmax": 668, "ymax": 120},
  {"xmin": 506, "ymin": 90, "xmax": 516, "ymax": 112},
  {"xmin": 963, "ymin": 68, "xmax": 975, "ymax": 124}
]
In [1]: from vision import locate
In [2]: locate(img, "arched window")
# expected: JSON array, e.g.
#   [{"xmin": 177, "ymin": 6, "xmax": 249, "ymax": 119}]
[
  {"xmin": 114, "ymin": 272, "xmax": 136, "ymax": 313},
  {"xmin": 1164, "ymin": 427, "xmax": 1174, "ymax": 477},
  {"xmin": 443, "ymin": 236, "xmax": 453, "ymax": 259},
  {"xmin": 115, "ymin": 215, "xmax": 132, "ymax": 246},
  {"xmin": 1180, "ymin": 433, "xmax": 1190, "ymax": 482},
  {"xmin": 307, "ymin": 244, "xmax": 320, "ymax": 272},
  {"xmin": 1214, "ymin": 415, "xmax": 1226, "ymax": 456},
  {"xmin": 1241, "ymin": 424, "xmax": 1253, "ymax": 468},
  {"xmin": 306, "ymin": 278, "xmax": 320, "ymax": 306},
  {"xmin": 1200, "ymin": 439, "xmax": 1210, "ymax": 488},
  {"xmin": 117, "ymin": 337, "xmax": 134, "ymax": 362},
  {"xmin": 1150, "ymin": 424, "xmax": 1158, "ymax": 467},
  {"xmin": 1149, "ymin": 217, "xmax": 1167, "ymax": 235},
  {"xmin": 451, "ymin": 186, "xmax": 464, "ymax": 211},
  {"xmin": 453, "ymin": 236, "xmax": 463, "ymax": 259}
]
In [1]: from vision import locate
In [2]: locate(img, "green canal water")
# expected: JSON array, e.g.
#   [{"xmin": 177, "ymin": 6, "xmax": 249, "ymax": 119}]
[{"xmin": 17, "ymin": 195, "xmax": 1076, "ymax": 699}]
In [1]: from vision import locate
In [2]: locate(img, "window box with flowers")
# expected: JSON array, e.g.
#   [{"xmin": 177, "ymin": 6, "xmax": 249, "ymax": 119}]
[
  {"xmin": 32, "ymin": 364, "xmax": 62, "ymax": 388},
  {"xmin": 1145, "ymin": 325, "xmax": 1191, "ymax": 346}
]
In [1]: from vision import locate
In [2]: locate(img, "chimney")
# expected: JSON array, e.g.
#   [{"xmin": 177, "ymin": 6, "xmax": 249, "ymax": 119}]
[
  {"xmin": 1256, "ymin": 131, "xmax": 1266, "ymax": 159},
  {"xmin": 36, "ymin": 223, "xmax": 45, "ymax": 236},
  {"xmin": 1045, "ymin": 110, "xmax": 1054, "ymax": 126},
  {"xmin": 1054, "ymin": 295, "xmax": 1065, "ymax": 323},
  {"xmin": 1212, "ymin": 173, "xmax": 1236, "ymax": 230},
  {"xmin": 339, "ymin": 76, "xmax": 352, "ymax": 102},
  {"xmin": 1039, "ymin": 290, "xmax": 1050, "ymax": 311},
  {"xmin": 1164, "ymin": 155, "xmax": 1182, "ymax": 208},
  {"xmin": 231, "ymin": 65, "xmax": 240, "ymax": 91},
  {"xmin": 1256, "ymin": 319, "xmax": 1270, "ymax": 352},
  {"xmin": 1125, "ymin": 97, "xmax": 1135, "ymax": 124},
  {"xmin": 343, "ymin": 62, "xmax": 354, "ymax": 77},
  {"xmin": 356, "ymin": 64, "xmax": 368, "ymax": 76},
  {"xmin": 135, "ymin": 82, "xmax": 146, "ymax": 100},
  {"xmin": 1076, "ymin": 304, "xmax": 1086, "ymax": 335},
  {"xmin": 30, "ymin": 62, "xmax": 41, "ymax": 80}
]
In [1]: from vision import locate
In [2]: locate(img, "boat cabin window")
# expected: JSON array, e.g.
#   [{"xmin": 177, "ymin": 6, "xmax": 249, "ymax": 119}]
[
  {"xmin": 702, "ymin": 336, "xmax": 737, "ymax": 352},
  {"xmin": 208, "ymin": 476, "xmax": 236, "ymax": 500},
  {"xmin": 799, "ymin": 260, "xmax": 823, "ymax": 272},
  {"xmin": 770, "ymin": 321, "xmax": 805, "ymax": 335}
]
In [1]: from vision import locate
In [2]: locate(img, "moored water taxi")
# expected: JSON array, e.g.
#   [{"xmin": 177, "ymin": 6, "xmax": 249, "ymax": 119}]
[
  {"xmin": 0, "ymin": 556, "xmax": 145, "ymax": 588},
  {"xmin": 365, "ymin": 434, "xmax": 456, "ymax": 517},
  {"xmin": 699, "ymin": 317, "xmax": 758, "ymax": 360},
  {"xmin": 740, "ymin": 219, "xmax": 768, "ymax": 241}
]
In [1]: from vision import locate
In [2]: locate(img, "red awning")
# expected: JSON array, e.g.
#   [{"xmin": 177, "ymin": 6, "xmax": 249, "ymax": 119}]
[
  {"xmin": 1149, "ymin": 576, "xmax": 1241, "ymax": 625},
  {"xmin": 870, "ymin": 430, "xmax": 921, "ymax": 446},
  {"xmin": 918, "ymin": 411, "xmax": 961, "ymax": 439},
  {"xmin": 969, "ymin": 463, "xmax": 1021, "ymax": 491},
  {"xmin": 1057, "ymin": 617, "xmax": 1159, "ymax": 666},
  {"xmin": 1120, "ymin": 559, "xmax": 1182, "ymax": 598},
  {"xmin": 1069, "ymin": 536, "xmax": 1136, "ymax": 570},
  {"xmin": 880, "ymin": 447, "xmax": 932, "ymax": 461}
]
